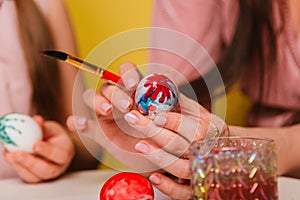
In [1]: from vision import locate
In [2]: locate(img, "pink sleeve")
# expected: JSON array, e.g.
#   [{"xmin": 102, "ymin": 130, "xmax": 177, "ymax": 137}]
[{"xmin": 149, "ymin": 0, "xmax": 237, "ymax": 83}]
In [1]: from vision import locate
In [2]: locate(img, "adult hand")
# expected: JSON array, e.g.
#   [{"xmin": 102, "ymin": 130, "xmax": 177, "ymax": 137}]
[
  {"xmin": 4, "ymin": 115, "xmax": 75, "ymax": 183},
  {"xmin": 67, "ymin": 62, "xmax": 158, "ymax": 172},
  {"xmin": 67, "ymin": 62, "xmax": 229, "ymax": 199},
  {"xmin": 122, "ymin": 93, "xmax": 228, "ymax": 199},
  {"xmin": 115, "ymin": 63, "xmax": 228, "ymax": 199}
]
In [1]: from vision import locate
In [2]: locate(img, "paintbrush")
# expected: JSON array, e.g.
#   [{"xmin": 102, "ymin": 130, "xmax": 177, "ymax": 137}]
[{"xmin": 42, "ymin": 50, "xmax": 123, "ymax": 86}]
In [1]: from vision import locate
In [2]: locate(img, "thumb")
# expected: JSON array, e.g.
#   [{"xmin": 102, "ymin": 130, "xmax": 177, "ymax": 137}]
[
  {"xmin": 32, "ymin": 115, "xmax": 44, "ymax": 127},
  {"xmin": 42, "ymin": 121, "xmax": 67, "ymax": 139}
]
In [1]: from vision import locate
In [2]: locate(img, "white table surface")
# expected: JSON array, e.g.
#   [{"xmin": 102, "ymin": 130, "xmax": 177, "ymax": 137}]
[
  {"xmin": 0, "ymin": 170, "xmax": 170, "ymax": 200},
  {"xmin": 0, "ymin": 170, "xmax": 298, "ymax": 200}
]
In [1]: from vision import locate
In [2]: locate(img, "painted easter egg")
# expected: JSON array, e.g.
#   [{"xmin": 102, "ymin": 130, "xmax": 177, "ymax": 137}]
[
  {"xmin": 135, "ymin": 73, "xmax": 178, "ymax": 118},
  {"xmin": 100, "ymin": 172, "xmax": 154, "ymax": 200},
  {"xmin": 0, "ymin": 113, "xmax": 42, "ymax": 153}
]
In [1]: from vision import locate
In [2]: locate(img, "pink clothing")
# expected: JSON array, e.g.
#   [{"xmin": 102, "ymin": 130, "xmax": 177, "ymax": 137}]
[
  {"xmin": 0, "ymin": 0, "xmax": 48, "ymax": 179},
  {"xmin": 150, "ymin": 0, "xmax": 300, "ymax": 127}
]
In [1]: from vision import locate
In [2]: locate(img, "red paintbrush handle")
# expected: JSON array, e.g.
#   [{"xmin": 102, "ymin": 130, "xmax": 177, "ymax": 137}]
[{"xmin": 102, "ymin": 70, "xmax": 124, "ymax": 86}]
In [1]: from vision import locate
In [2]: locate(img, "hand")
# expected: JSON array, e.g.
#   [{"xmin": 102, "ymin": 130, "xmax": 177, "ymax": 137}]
[
  {"xmin": 100, "ymin": 63, "xmax": 228, "ymax": 199},
  {"xmin": 121, "ymin": 93, "xmax": 228, "ymax": 199},
  {"xmin": 4, "ymin": 115, "xmax": 75, "ymax": 183},
  {"xmin": 67, "ymin": 62, "xmax": 158, "ymax": 172},
  {"xmin": 67, "ymin": 62, "xmax": 229, "ymax": 199}
]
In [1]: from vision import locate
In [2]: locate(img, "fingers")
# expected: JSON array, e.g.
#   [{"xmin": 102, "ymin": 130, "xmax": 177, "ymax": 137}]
[
  {"xmin": 42, "ymin": 121, "xmax": 74, "ymax": 155},
  {"xmin": 100, "ymin": 83, "xmax": 134, "ymax": 113},
  {"xmin": 134, "ymin": 140, "xmax": 190, "ymax": 179},
  {"xmin": 5, "ymin": 151, "xmax": 64, "ymax": 182},
  {"xmin": 32, "ymin": 115, "xmax": 44, "ymax": 127},
  {"xmin": 67, "ymin": 115, "xmax": 86, "ymax": 132},
  {"xmin": 66, "ymin": 116, "xmax": 159, "ymax": 172},
  {"xmin": 83, "ymin": 89, "xmax": 112, "ymax": 116},
  {"xmin": 178, "ymin": 93, "xmax": 206, "ymax": 117},
  {"xmin": 119, "ymin": 62, "xmax": 142, "ymax": 91},
  {"xmin": 4, "ymin": 152, "xmax": 40, "ymax": 183},
  {"xmin": 5, "ymin": 121, "xmax": 75, "ymax": 183},
  {"xmin": 9, "ymin": 164, "xmax": 41, "ymax": 183},
  {"xmin": 153, "ymin": 112, "xmax": 206, "ymax": 142},
  {"xmin": 124, "ymin": 111, "xmax": 191, "ymax": 157},
  {"xmin": 67, "ymin": 115, "xmax": 137, "ymax": 151},
  {"xmin": 82, "ymin": 63, "xmax": 142, "ymax": 115},
  {"xmin": 149, "ymin": 172, "xmax": 191, "ymax": 200},
  {"xmin": 83, "ymin": 85, "xmax": 133, "ymax": 115},
  {"xmin": 41, "ymin": 120, "xmax": 65, "ymax": 139},
  {"xmin": 33, "ymin": 141, "xmax": 73, "ymax": 165}
]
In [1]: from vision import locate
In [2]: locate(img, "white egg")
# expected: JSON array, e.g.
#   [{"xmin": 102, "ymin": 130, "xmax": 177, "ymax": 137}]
[{"xmin": 0, "ymin": 113, "xmax": 42, "ymax": 153}]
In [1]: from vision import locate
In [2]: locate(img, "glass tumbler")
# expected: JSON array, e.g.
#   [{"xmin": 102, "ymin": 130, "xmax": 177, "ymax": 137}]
[{"xmin": 190, "ymin": 137, "xmax": 278, "ymax": 200}]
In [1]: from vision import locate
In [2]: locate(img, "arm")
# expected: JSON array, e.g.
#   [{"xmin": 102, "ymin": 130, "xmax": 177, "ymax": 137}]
[
  {"xmin": 4, "ymin": 0, "xmax": 98, "ymax": 183},
  {"xmin": 46, "ymin": 0, "xmax": 99, "ymax": 170},
  {"xmin": 230, "ymin": 124, "xmax": 300, "ymax": 177}
]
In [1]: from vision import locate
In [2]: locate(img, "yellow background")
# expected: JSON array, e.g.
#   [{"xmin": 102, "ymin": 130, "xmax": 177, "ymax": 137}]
[
  {"xmin": 64, "ymin": 0, "xmax": 153, "ymax": 88},
  {"xmin": 64, "ymin": 0, "xmax": 252, "ymax": 168}
]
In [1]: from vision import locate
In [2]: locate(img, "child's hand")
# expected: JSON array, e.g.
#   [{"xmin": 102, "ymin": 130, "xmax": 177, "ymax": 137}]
[{"xmin": 4, "ymin": 116, "xmax": 75, "ymax": 183}]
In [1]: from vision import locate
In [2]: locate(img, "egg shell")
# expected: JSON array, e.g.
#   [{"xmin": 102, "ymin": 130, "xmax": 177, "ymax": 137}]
[
  {"xmin": 0, "ymin": 113, "xmax": 42, "ymax": 153},
  {"xmin": 100, "ymin": 172, "xmax": 154, "ymax": 200},
  {"xmin": 135, "ymin": 73, "xmax": 178, "ymax": 118}
]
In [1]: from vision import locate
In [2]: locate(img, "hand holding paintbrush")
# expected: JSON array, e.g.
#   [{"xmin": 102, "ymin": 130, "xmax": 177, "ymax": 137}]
[{"xmin": 43, "ymin": 50, "xmax": 179, "ymax": 117}]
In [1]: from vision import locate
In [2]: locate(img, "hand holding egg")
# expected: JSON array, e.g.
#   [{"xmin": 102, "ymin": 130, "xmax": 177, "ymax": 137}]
[
  {"xmin": 0, "ymin": 113, "xmax": 42, "ymax": 153},
  {"xmin": 2, "ymin": 114, "xmax": 75, "ymax": 183}
]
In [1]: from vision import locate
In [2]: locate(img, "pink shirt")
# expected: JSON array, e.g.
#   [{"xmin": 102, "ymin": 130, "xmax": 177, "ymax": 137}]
[
  {"xmin": 0, "ymin": 0, "xmax": 48, "ymax": 179},
  {"xmin": 150, "ymin": 0, "xmax": 300, "ymax": 127}
]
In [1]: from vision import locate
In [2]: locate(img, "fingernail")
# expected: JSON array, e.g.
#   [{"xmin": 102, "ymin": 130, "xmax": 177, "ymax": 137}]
[
  {"xmin": 75, "ymin": 117, "xmax": 87, "ymax": 131},
  {"xmin": 154, "ymin": 115, "xmax": 167, "ymax": 126},
  {"xmin": 126, "ymin": 78, "xmax": 136, "ymax": 89},
  {"xmin": 124, "ymin": 113, "xmax": 138, "ymax": 124},
  {"xmin": 135, "ymin": 142, "xmax": 150, "ymax": 153},
  {"xmin": 101, "ymin": 103, "xmax": 112, "ymax": 112},
  {"xmin": 149, "ymin": 174, "xmax": 161, "ymax": 185},
  {"xmin": 120, "ymin": 99, "xmax": 130, "ymax": 110}
]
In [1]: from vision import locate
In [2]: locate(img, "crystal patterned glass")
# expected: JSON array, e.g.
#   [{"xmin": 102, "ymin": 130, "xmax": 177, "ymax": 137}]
[{"xmin": 190, "ymin": 137, "xmax": 278, "ymax": 200}]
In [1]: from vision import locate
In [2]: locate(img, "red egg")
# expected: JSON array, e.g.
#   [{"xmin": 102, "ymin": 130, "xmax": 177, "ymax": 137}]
[{"xmin": 100, "ymin": 172, "xmax": 154, "ymax": 200}]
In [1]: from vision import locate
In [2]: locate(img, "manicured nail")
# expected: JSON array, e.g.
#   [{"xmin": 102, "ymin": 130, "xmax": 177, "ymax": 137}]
[
  {"xmin": 135, "ymin": 142, "xmax": 150, "ymax": 154},
  {"xmin": 149, "ymin": 174, "xmax": 161, "ymax": 185},
  {"xmin": 154, "ymin": 115, "xmax": 167, "ymax": 126},
  {"xmin": 120, "ymin": 99, "xmax": 130, "ymax": 110},
  {"xmin": 126, "ymin": 78, "xmax": 136, "ymax": 89},
  {"xmin": 101, "ymin": 103, "xmax": 112, "ymax": 112},
  {"xmin": 75, "ymin": 117, "xmax": 87, "ymax": 131},
  {"xmin": 124, "ymin": 113, "xmax": 138, "ymax": 124}
]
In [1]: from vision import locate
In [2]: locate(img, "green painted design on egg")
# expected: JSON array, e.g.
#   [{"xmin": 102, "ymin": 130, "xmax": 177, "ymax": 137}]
[{"xmin": 0, "ymin": 114, "xmax": 25, "ymax": 146}]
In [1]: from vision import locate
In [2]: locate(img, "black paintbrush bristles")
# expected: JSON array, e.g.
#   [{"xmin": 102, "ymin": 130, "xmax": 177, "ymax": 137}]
[{"xmin": 42, "ymin": 50, "xmax": 68, "ymax": 61}]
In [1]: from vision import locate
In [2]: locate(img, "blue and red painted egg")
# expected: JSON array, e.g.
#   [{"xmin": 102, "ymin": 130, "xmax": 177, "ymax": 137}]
[{"xmin": 135, "ymin": 73, "xmax": 178, "ymax": 118}]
